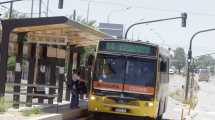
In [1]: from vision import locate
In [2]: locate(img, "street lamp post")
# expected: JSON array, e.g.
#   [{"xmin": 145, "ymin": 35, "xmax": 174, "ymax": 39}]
[
  {"xmin": 185, "ymin": 28, "xmax": 215, "ymax": 101},
  {"xmin": 125, "ymin": 13, "xmax": 187, "ymax": 39},
  {"xmin": 106, "ymin": 7, "xmax": 132, "ymax": 23}
]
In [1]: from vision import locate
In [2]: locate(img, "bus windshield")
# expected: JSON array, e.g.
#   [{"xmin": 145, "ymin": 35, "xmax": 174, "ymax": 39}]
[
  {"xmin": 94, "ymin": 55, "xmax": 125, "ymax": 84},
  {"xmin": 94, "ymin": 54, "xmax": 156, "ymax": 87},
  {"xmin": 125, "ymin": 58, "xmax": 156, "ymax": 86}
]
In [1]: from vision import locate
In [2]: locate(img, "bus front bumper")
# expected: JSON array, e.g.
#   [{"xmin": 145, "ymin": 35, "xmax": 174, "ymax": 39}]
[{"xmin": 88, "ymin": 95, "xmax": 159, "ymax": 118}]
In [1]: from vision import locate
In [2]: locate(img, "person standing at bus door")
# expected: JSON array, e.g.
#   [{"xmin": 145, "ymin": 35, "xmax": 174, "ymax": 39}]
[
  {"xmin": 70, "ymin": 69, "xmax": 81, "ymax": 109},
  {"xmin": 78, "ymin": 77, "xmax": 87, "ymax": 100}
]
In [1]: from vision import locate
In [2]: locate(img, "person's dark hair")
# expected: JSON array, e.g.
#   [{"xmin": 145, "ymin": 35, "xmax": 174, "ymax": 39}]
[
  {"xmin": 73, "ymin": 69, "xmax": 81, "ymax": 75},
  {"xmin": 73, "ymin": 69, "xmax": 78, "ymax": 74}
]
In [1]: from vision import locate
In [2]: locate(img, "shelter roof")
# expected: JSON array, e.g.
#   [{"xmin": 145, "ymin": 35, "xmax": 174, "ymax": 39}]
[{"xmin": 2, "ymin": 16, "xmax": 106, "ymax": 46}]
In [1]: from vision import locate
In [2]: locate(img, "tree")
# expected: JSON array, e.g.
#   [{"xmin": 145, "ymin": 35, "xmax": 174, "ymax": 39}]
[
  {"xmin": 3, "ymin": 10, "xmax": 27, "ymax": 19},
  {"xmin": 195, "ymin": 55, "xmax": 215, "ymax": 74},
  {"xmin": 196, "ymin": 55, "xmax": 215, "ymax": 67},
  {"xmin": 173, "ymin": 47, "xmax": 186, "ymax": 74}
]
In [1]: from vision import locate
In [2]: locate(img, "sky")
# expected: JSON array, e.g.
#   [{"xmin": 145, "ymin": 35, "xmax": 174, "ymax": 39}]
[{"xmin": 1, "ymin": 0, "xmax": 215, "ymax": 57}]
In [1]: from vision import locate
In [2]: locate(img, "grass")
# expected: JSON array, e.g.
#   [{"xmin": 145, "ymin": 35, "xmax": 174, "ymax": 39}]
[
  {"xmin": 22, "ymin": 107, "xmax": 42, "ymax": 117},
  {"xmin": 0, "ymin": 97, "xmax": 12, "ymax": 113}
]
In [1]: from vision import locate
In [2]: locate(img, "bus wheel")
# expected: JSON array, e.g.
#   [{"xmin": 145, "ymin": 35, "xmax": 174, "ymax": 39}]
[{"xmin": 89, "ymin": 112, "xmax": 100, "ymax": 120}]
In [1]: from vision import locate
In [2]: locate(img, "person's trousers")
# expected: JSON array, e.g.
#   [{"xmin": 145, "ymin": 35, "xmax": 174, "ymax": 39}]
[{"xmin": 70, "ymin": 91, "xmax": 79, "ymax": 108}]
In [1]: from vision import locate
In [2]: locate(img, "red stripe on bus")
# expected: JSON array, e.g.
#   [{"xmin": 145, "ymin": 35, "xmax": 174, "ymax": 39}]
[{"xmin": 93, "ymin": 81, "xmax": 154, "ymax": 95}]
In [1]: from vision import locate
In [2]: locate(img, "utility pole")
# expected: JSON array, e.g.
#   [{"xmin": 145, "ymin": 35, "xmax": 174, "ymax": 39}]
[
  {"xmin": 39, "ymin": 0, "xmax": 42, "ymax": 17},
  {"xmin": 86, "ymin": 0, "xmax": 92, "ymax": 23},
  {"xmin": 31, "ymin": 0, "xmax": 34, "ymax": 18},
  {"xmin": 9, "ymin": 1, "xmax": 13, "ymax": 19},
  {"xmin": 73, "ymin": 10, "xmax": 76, "ymax": 21},
  {"xmin": 46, "ymin": 0, "xmax": 49, "ymax": 17}
]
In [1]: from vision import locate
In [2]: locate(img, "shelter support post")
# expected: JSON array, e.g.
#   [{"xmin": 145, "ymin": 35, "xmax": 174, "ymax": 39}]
[
  {"xmin": 76, "ymin": 47, "xmax": 81, "ymax": 70},
  {"xmin": 65, "ymin": 45, "xmax": 74, "ymax": 101},
  {"xmin": 0, "ymin": 28, "xmax": 11, "ymax": 96},
  {"xmin": 13, "ymin": 33, "xmax": 25, "ymax": 108},
  {"xmin": 48, "ymin": 55, "xmax": 57, "ymax": 104},
  {"xmin": 37, "ymin": 45, "xmax": 47, "ymax": 103},
  {"xmin": 57, "ymin": 58, "xmax": 65, "ymax": 103},
  {"xmin": 26, "ymin": 43, "xmax": 36, "ymax": 107}
]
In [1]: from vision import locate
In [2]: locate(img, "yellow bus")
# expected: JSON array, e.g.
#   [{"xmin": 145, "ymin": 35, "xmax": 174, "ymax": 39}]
[{"xmin": 88, "ymin": 39, "xmax": 170, "ymax": 119}]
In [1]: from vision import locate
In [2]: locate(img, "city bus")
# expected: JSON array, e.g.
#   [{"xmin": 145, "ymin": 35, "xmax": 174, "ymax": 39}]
[{"xmin": 88, "ymin": 39, "xmax": 170, "ymax": 119}]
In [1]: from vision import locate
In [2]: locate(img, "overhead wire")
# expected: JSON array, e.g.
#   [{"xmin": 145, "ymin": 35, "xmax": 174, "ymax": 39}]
[{"xmin": 81, "ymin": 0, "xmax": 215, "ymax": 17}]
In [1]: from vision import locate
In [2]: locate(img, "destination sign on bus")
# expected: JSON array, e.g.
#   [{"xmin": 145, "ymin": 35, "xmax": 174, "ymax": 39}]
[{"xmin": 99, "ymin": 41, "xmax": 156, "ymax": 55}]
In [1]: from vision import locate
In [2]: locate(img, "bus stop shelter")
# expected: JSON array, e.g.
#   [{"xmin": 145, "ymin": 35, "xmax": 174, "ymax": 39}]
[{"xmin": 0, "ymin": 16, "xmax": 106, "ymax": 108}]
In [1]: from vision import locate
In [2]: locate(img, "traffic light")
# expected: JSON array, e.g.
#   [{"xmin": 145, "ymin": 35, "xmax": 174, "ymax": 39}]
[
  {"xmin": 58, "ymin": 0, "xmax": 64, "ymax": 9},
  {"xmin": 181, "ymin": 12, "xmax": 187, "ymax": 27}
]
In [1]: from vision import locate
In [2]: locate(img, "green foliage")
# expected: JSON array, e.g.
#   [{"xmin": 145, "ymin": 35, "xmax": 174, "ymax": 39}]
[
  {"xmin": 173, "ymin": 47, "xmax": 186, "ymax": 73},
  {"xmin": 7, "ymin": 56, "xmax": 28, "ymax": 71},
  {"xmin": 7, "ymin": 56, "xmax": 16, "ymax": 71},
  {"xmin": 0, "ymin": 97, "xmax": 12, "ymax": 113},
  {"xmin": 80, "ymin": 46, "xmax": 96, "ymax": 65},
  {"xmin": 195, "ymin": 55, "xmax": 215, "ymax": 69},
  {"xmin": 22, "ymin": 107, "xmax": 41, "ymax": 116}
]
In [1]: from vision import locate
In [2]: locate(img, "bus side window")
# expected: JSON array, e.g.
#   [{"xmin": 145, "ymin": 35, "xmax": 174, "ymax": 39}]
[
  {"xmin": 160, "ymin": 60, "xmax": 168, "ymax": 83},
  {"xmin": 160, "ymin": 61, "xmax": 167, "ymax": 72}
]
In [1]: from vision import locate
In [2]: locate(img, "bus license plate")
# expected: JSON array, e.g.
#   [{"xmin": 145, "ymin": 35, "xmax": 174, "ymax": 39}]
[{"xmin": 115, "ymin": 108, "xmax": 127, "ymax": 113}]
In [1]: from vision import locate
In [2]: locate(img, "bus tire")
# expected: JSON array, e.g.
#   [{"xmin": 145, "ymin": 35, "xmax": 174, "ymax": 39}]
[{"xmin": 91, "ymin": 112, "xmax": 101, "ymax": 120}]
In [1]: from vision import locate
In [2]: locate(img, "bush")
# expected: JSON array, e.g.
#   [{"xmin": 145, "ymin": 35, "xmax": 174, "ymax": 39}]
[
  {"xmin": 0, "ymin": 97, "xmax": 12, "ymax": 113},
  {"xmin": 7, "ymin": 56, "xmax": 16, "ymax": 71},
  {"xmin": 22, "ymin": 107, "xmax": 41, "ymax": 116}
]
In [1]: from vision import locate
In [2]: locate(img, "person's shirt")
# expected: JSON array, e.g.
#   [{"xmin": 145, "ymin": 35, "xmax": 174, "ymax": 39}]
[
  {"xmin": 71, "ymin": 73, "xmax": 80, "ymax": 90},
  {"xmin": 72, "ymin": 73, "xmax": 80, "ymax": 81}
]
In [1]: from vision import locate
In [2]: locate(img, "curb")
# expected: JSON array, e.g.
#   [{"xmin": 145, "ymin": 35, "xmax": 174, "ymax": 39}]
[{"xmin": 31, "ymin": 114, "xmax": 63, "ymax": 120}]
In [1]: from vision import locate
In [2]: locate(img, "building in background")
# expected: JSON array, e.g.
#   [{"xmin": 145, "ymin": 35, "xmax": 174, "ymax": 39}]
[{"xmin": 99, "ymin": 23, "xmax": 124, "ymax": 39}]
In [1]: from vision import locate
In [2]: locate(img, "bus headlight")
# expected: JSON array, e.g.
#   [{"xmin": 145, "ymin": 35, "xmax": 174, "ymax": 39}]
[
  {"xmin": 90, "ymin": 95, "xmax": 96, "ymax": 100},
  {"xmin": 145, "ymin": 102, "xmax": 154, "ymax": 107}
]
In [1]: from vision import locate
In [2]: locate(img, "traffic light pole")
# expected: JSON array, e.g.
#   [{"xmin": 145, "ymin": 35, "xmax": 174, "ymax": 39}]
[
  {"xmin": 185, "ymin": 28, "xmax": 215, "ymax": 101},
  {"xmin": 125, "ymin": 13, "xmax": 187, "ymax": 39}
]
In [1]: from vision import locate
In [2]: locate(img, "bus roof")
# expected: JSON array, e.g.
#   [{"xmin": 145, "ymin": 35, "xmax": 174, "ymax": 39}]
[{"xmin": 102, "ymin": 39, "xmax": 158, "ymax": 47}]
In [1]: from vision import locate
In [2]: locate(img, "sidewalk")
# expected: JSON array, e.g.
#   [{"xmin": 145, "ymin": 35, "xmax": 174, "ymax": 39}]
[
  {"xmin": 163, "ymin": 97, "xmax": 190, "ymax": 120},
  {"xmin": 0, "ymin": 100, "xmax": 88, "ymax": 120}
]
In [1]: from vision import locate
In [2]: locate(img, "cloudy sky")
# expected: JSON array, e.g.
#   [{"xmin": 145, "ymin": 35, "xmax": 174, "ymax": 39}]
[{"xmin": 1, "ymin": 0, "xmax": 215, "ymax": 57}]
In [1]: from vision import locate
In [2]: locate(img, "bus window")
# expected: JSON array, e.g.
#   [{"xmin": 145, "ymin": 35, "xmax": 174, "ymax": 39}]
[
  {"xmin": 160, "ymin": 61, "xmax": 167, "ymax": 72},
  {"xmin": 160, "ymin": 59, "xmax": 169, "ymax": 83},
  {"xmin": 125, "ymin": 58, "xmax": 156, "ymax": 87},
  {"xmin": 94, "ymin": 55, "xmax": 125, "ymax": 83}
]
